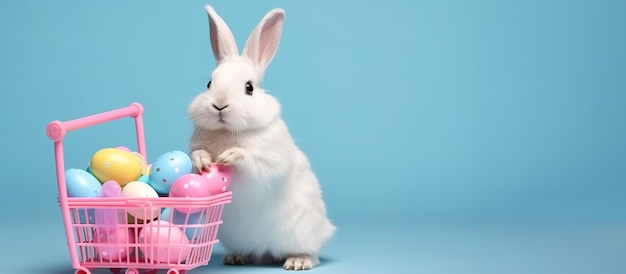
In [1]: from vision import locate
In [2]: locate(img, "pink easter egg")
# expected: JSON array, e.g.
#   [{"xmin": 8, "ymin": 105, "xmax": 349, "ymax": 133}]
[
  {"xmin": 200, "ymin": 164, "xmax": 232, "ymax": 194},
  {"xmin": 169, "ymin": 174, "xmax": 212, "ymax": 214},
  {"xmin": 138, "ymin": 220, "xmax": 191, "ymax": 264},
  {"xmin": 116, "ymin": 146, "xmax": 132, "ymax": 152},
  {"xmin": 94, "ymin": 227, "xmax": 134, "ymax": 261}
]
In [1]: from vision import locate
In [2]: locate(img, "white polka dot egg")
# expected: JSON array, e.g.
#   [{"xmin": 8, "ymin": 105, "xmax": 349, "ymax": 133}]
[
  {"xmin": 169, "ymin": 173, "xmax": 212, "ymax": 214},
  {"xmin": 148, "ymin": 150, "xmax": 193, "ymax": 195},
  {"xmin": 200, "ymin": 164, "xmax": 232, "ymax": 194}
]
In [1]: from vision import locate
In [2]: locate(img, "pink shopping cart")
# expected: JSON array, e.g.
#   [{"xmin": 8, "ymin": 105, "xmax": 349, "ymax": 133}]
[{"xmin": 46, "ymin": 103, "xmax": 231, "ymax": 274}]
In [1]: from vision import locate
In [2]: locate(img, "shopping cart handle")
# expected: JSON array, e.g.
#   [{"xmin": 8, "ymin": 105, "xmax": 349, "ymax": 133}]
[{"xmin": 46, "ymin": 102, "xmax": 144, "ymax": 142}]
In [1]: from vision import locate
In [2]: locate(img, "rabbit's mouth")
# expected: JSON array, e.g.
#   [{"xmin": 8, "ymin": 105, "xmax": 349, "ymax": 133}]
[{"xmin": 218, "ymin": 112, "xmax": 228, "ymax": 124}]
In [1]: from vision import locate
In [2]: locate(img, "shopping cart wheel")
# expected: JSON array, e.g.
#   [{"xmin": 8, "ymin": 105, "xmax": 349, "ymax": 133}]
[
  {"xmin": 124, "ymin": 268, "xmax": 139, "ymax": 274},
  {"xmin": 166, "ymin": 269, "xmax": 186, "ymax": 274},
  {"xmin": 74, "ymin": 267, "xmax": 91, "ymax": 274}
]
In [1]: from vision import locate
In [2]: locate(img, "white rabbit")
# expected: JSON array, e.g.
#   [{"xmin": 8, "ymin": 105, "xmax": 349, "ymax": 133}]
[{"xmin": 188, "ymin": 5, "xmax": 336, "ymax": 271}]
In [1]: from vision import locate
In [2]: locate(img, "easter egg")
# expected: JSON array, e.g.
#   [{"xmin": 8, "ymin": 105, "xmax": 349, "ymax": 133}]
[
  {"xmin": 169, "ymin": 174, "xmax": 212, "ymax": 214},
  {"xmin": 201, "ymin": 164, "xmax": 232, "ymax": 194},
  {"xmin": 138, "ymin": 174, "xmax": 150, "ymax": 184},
  {"xmin": 138, "ymin": 221, "xmax": 191, "ymax": 263},
  {"xmin": 89, "ymin": 148, "xmax": 142, "ymax": 187},
  {"xmin": 116, "ymin": 146, "xmax": 131, "ymax": 152},
  {"xmin": 95, "ymin": 181, "xmax": 125, "ymax": 231},
  {"xmin": 94, "ymin": 227, "xmax": 134, "ymax": 261},
  {"xmin": 160, "ymin": 208, "xmax": 207, "ymax": 240},
  {"xmin": 65, "ymin": 168, "xmax": 102, "ymax": 198},
  {"xmin": 122, "ymin": 181, "xmax": 160, "ymax": 220},
  {"xmin": 78, "ymin": 208, "xmax": 96, "ymax": 224},
  {"xmin": 130, "ymin": 151, "xmax": 149, "ymax": 175},
  {"xmin": 99, "ymin": 180, "xmax": 123, "ymax": 198},
  {"xmin": 148, "ymin": 150, "xmax": 192, "ymax": 194},
  {"xmin": 159, "ymin": 207, "xmax": 174, "ymax": 222}
]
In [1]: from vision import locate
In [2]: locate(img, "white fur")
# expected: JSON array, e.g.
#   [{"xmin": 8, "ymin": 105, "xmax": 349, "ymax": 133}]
[{"xmin": 188, "ymin": 5, "xmax": 335, "ymax": 270}]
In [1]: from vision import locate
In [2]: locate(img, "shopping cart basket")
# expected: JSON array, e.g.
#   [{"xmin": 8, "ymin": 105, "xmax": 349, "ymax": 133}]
[{"xmin": 46, "ymin": 103, "xmax": 231, "ymax": 274}]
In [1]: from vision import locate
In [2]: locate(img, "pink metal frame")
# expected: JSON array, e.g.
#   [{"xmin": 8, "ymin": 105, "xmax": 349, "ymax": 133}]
[
  {"xmin": 46, "ymin": 103, "xmax": 231, "ymax": 274},
  {"xmin": 47, "ymin": 103, "xmax": 147, "ymax": 270}
]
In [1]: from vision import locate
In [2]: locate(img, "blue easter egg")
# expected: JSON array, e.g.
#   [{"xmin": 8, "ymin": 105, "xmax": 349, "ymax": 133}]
[
  {"xmin": 65, "ymin": 168, "xmax": 102, "ymax": 198},
  {"xmin": 148, "ymin": 150, "xmax": 192, "ymax": 194},
  {"xmin": 159, "ymin": 208, "xmax": 206, "ymax": 239},
  {"xmin": 160, "ymin": 207, "xmax": 173, "ymax": 221},
  {"xmin": 78, "ymin": 208, "xmax": 96, "ymax": 224},
  {"xmin": 138, "ymin": 174, "xmax": 150, "ymax": 184}
]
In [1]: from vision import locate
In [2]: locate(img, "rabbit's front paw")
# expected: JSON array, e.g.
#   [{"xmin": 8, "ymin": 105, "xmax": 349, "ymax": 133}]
[
  {"xmin": 191, "ymin": 149, "xmax": 212, "ymax": 172},
  {"xmin": 216, "ymin": 147, "xmax": 247, "ymax": 166}
]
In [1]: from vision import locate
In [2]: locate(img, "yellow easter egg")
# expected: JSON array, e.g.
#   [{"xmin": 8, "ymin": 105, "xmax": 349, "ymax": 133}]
[
  {"xmin": 89, "ymin": 148, "xmax": 142, "ymax": 187},
  {"xmin": 130, "ymin": 151, "xmax": 149, "ymax": 175}
]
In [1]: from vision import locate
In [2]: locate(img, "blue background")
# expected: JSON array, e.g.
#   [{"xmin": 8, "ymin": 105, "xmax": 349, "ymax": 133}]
[{"xmin": 1, "ymin": 0, "xmax": 625, "ymax": 273}]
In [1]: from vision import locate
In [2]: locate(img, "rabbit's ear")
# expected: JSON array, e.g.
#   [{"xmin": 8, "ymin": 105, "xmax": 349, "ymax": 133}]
[
  {"xmin": 205, "ymin": 5, "xmax": 239, "ymax": 64},
  {"xmin": 242, "ymin": 8, "xmax": 285, "ymax": 71}
]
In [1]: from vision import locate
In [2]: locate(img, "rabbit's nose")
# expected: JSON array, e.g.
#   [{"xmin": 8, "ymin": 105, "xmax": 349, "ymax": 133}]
[{"xmin": 213, "ymin": 104, "xmax": 229, "ymax": 111}]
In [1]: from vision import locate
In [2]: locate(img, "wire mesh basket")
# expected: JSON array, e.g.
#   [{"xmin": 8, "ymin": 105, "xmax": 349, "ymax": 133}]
[{"xmin": 46, "ymin": 103, "xmax": 231, "ymax": 274}]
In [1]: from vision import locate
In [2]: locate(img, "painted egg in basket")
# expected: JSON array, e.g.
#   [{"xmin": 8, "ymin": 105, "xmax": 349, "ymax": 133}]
[
  {"xmin": 148, "ymin": 150, "xmax": 192, "ymax": 194},
  {"xmin": 121, "ymin": 181, "xmax": 160, "ymax": 221},
  {"xmin": 65, "ymin": 168, "xmax": 102, "ymax": 198},
  {"xmin": 89, "ymin": 148, "xmax": 142, "ymax": 187},
  {"xmin": 169, "ymin": 173, "xmax": 212, "ymax": 214},
  {"xmin": 138, "ymin": 220, "xmax": 191, "ymax": 263},
  {"xmin": 201, "ymin": 164, "xmax": 232, "ymax": 194}
]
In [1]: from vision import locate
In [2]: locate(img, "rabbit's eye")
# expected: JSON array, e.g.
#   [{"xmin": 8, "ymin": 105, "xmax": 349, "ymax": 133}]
[
  {"xmin": 245, "ymin": 81, "xmax": 254, "ymax": 95},
  {"xmin": 206, "ymin": 80, "xmax": 212, "ymax": 89}
]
